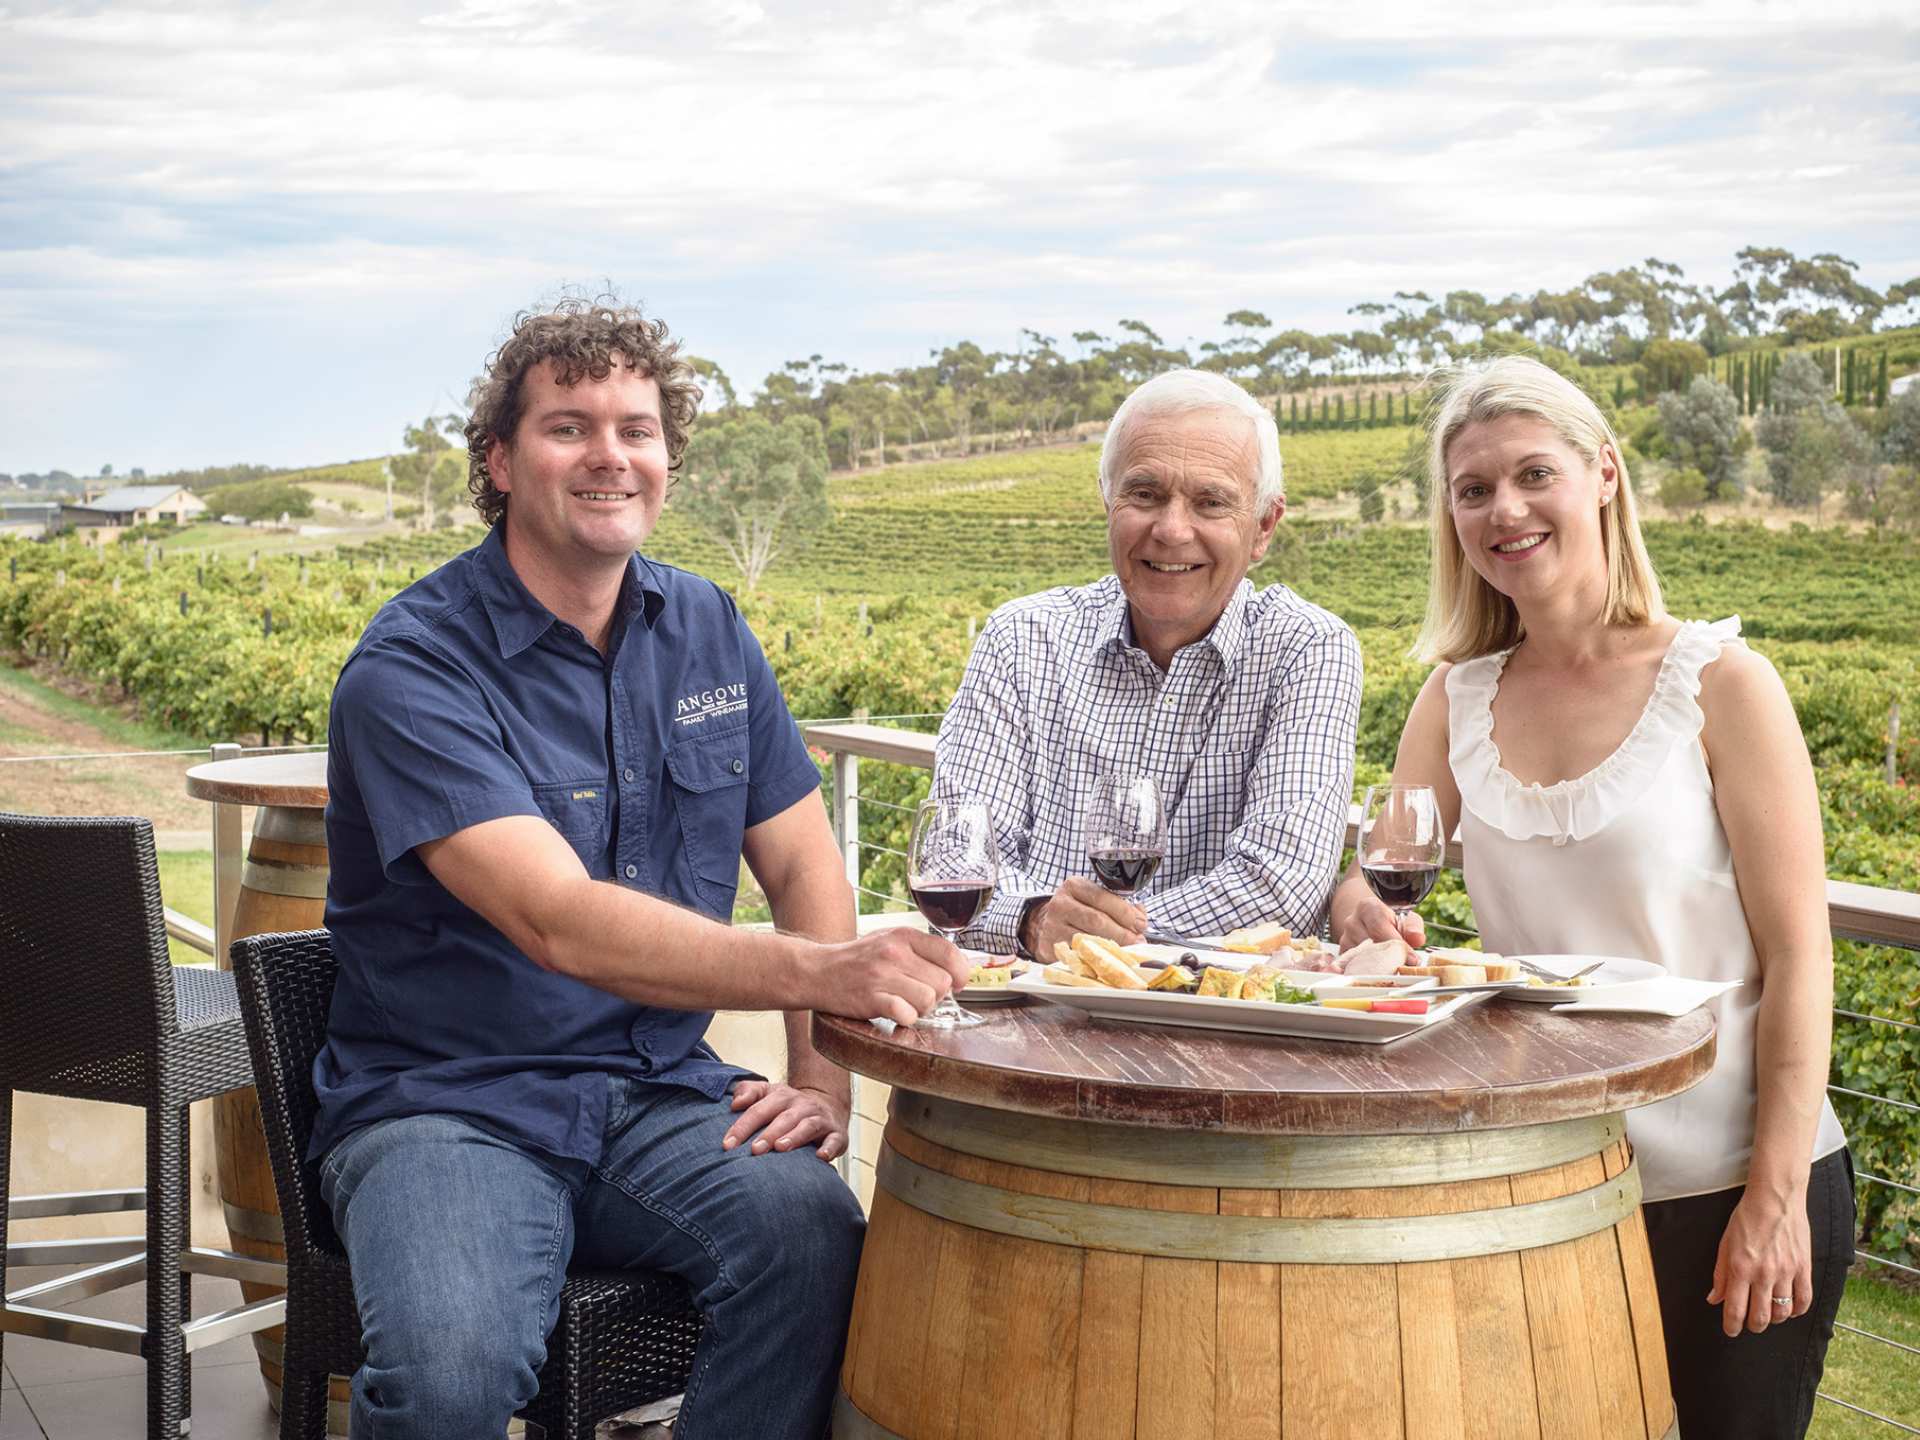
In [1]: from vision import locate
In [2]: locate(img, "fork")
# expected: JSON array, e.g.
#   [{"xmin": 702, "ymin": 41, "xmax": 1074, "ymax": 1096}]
[{"xmin": 1514, "ymin": 958, "xmax": 1609, "ymax": 982}]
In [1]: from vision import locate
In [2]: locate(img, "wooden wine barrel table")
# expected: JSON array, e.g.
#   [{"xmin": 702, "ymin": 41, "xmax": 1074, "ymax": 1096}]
[
  {"xmin": 185, "ymin": 751, "xmax": 330, "ymax": 1421},
  {"xmin": 815, "ymin": 999, "xmax": 1716, "ymax": 1440}
]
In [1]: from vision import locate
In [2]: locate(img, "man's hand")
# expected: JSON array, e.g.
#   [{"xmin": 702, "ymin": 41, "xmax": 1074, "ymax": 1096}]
[
  {"xmin": 1707, "ymin": 1191, "xmax": 1813, "ymax": 1336},
  {"xmin": 1022, "ymin": 877, "xmax": 1147, "ymax": 958},
  {"xmin": 799, "ymin": 928, "xmax": 972, "ymax": 1026},
  {"xmin": 723, "ymin": 1081, "xmax": 850, "ymax": 1162},
  {"xmin": 1332, "ymin": 893, "xmax": 1425, "ymax": 952}
]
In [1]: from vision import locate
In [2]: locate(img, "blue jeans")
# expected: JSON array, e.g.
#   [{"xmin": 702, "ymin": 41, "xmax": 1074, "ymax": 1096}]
[{"xmin": 318, "ymin": 1077, "xmax": 866, "ymax": 1440}]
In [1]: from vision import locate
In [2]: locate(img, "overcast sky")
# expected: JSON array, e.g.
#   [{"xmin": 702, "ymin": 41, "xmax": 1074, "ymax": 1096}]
[{"xmin": 3, "ymin": 0, "xmax": 1918, "ymax": 475}]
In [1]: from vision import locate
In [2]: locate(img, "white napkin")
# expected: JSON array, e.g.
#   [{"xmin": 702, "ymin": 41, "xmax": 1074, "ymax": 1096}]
[{"xmin": 1551, "ymin": 976, "xmax": 1742, "ymax": 1016}]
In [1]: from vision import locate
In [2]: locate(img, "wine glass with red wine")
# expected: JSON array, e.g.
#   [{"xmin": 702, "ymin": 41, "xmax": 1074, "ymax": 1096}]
[
  {"xmin": 1084, "ymin": 774, "xmax": 1168, "ymax": 898},
  {"xmin": 907, "ymin": 798, "xmax": 999, "ymax": 1029},
  {"xmin": 1358, "ymin": 784, "xmax": 1443, "ymax": 935}
]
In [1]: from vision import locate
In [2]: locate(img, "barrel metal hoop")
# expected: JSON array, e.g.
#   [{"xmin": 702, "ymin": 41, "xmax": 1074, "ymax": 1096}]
[
  {"xmin": 893, "ymin": 1091, "xmax": 1625, "ymax": 1189},
  {"xmin": 252, "ymin": 805, "xmax": 328, "ymax": 847},
  {"xmin": 875, "ymin": 1145, "xmax": 1642, "ymax": 1264},
  {"xmin": 221, "ymin": 1200, "xmax": 286, "ymax": 1245},
  {"xmin": 832, "ymin": 1387, "xmax": 905, "ymax": 1440},
  {"xmin": 240, "ymin": 858, "xmax": 330, "ymax": 900}
]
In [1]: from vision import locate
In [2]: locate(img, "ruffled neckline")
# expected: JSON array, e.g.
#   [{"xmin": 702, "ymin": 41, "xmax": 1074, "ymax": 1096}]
[{"xmin": 1446, "ymin": 617, "xmax": 1743, "ymax": 845}]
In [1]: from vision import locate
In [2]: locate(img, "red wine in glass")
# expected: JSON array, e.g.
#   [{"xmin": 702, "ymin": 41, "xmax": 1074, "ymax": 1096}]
[
  {"xmin": 910, "ymin": 880, "xmax": 995, "ymax": 933},
  {"xmin": 907, "ymin": 797, "xmax": 999, "ymax": 1029},
  {"xmin": 1084, "ymin": 775, "xmax": 1168, "ymax": 897},
  {"xmin": 1361, "ymin": 860, "xmax": 1438, "ymax": 910},
  {"xmin": 1089, "ymin": 848, "xmax": 1163, "ymax": 895},
  {"xmin": 1358, "ymin": 783, "xmax": 1444, "ymax": 934}
]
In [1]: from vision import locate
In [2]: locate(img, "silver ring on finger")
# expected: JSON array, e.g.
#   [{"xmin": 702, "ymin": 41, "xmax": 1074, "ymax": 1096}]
[{"xmin": 1771, "ymin": 1296, "xmax": 1793, "ymax": 1307}]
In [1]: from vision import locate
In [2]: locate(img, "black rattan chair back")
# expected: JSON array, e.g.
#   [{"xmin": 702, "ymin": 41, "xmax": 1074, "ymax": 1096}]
[
  {"xmin": 0, "ymin": 813, "xmax": 180, "ymax": 1094},
  {"xmin": 228, "ymin": 928, "xmax": 342, "ymax": 1267}
]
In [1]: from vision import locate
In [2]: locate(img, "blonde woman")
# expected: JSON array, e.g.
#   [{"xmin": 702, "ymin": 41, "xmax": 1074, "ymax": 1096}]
[{"xmin": 1330, "ymin": 356, "xmax": 1852, "ymax": 1439}]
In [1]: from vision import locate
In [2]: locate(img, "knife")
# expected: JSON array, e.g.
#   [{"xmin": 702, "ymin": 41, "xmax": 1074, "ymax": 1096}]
[{"xmin": 1143, "ymin": 931, "xmax": 1247, "ymax": 955}]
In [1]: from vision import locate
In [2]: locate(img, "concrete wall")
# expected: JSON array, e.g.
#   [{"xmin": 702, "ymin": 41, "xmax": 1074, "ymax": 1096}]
[{"xmin": 8, "ymin": 1095, "xmax": 230, "ymax": 1247}]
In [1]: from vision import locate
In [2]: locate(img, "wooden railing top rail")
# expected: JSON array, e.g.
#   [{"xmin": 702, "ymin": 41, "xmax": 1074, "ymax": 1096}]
[{"xmin": 803, "ymin": 722, "xmax": 1920, "ymax": 952}]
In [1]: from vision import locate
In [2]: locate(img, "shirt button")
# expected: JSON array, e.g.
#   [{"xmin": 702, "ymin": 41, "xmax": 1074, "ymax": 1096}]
[
  {"xmin": 730, "ymin": 759, "xmax": 744, "ymax": 775},
  {"xmin": 623, "ymin": 767, "xmax": 636, "ymax": 783},
  {"xmin": 624, "ymin": 863, "xmax": 638, "ymax": 879}
]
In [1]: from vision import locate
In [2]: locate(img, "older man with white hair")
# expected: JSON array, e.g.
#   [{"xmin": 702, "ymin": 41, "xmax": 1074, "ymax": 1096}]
[{"xmin": 934, "ymin": 369, "xmax": 1362, "ymax": 959}]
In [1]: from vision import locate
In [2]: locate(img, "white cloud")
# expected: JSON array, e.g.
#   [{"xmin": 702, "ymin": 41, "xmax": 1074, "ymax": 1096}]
[{"xmin": 1, "ymin": 0, "xmax": 1917, "ymax": 469}]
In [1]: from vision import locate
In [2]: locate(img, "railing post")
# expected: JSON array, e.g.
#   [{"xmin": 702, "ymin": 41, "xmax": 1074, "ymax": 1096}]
[
  {"xmin": 833, "ymin": 750, "xmax": 860, "ymax": 894},
  {"xmin": 209, "ymin": 741, "xmax": 243, "ymax": 968}
]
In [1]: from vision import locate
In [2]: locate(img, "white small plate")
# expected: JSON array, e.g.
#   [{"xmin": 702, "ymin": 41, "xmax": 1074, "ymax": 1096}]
[
  {"xmin": 956, "ymin": 954, "xmax": 1032, "ymax": 1004},
  {"xmin": 1500, "ymin": 954, "xmax": 1668, "ymax": 1004},
  {"xmin": 1009, "ymin": 969, "xmax": 1489, "ymax": 1043}
]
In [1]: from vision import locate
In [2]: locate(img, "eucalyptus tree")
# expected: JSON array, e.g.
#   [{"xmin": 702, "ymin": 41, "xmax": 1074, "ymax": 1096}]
[{"xmin": 676, "ymin": 412, "xmax": 830, "ymax": 589}]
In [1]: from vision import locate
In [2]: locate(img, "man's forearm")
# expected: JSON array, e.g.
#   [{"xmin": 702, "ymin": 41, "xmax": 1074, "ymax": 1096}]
[
  {"xmin": 528, "ymin": 875, "xmax": 819, "ymax": 1011},
  {"xmin": 1148, "ymin": 790, "xmax": 1349, "ymax": 937}
]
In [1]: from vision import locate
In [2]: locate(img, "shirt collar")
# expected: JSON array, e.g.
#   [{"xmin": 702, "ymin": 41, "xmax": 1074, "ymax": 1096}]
[
  {"xmin": 474, "ymin": 525, "xmax": 666, "ymax": 659},
  {"xmin": 1093, "ymin": 572, "xmax": 1256, "ymax": 672}
]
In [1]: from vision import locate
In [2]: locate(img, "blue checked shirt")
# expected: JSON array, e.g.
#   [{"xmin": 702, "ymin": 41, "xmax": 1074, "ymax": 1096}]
[{"xmin": 933, "ymin": 574, "xmax": 1362, "ymax": 952}]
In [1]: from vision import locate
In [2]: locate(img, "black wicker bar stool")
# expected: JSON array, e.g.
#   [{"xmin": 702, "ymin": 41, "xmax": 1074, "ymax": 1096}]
[
  {"xmin": 0, "ymin": 813, "xmax": 289, "ymax": 1439},
  {"xmin": 230, "ymin": 928, "xmax": 703, "ymax": 1440}
]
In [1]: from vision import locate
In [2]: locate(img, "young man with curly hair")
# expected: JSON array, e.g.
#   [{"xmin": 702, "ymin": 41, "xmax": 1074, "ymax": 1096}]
[{"xmin": 314, "ymin": 298, "xmax": 967, "ymax": 1439}]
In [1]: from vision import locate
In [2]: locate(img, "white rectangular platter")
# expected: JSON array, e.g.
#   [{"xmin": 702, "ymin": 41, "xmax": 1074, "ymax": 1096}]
[{"xmin": 1007, "ymin": 970, "xmax": 1490, "ymax": 1044}]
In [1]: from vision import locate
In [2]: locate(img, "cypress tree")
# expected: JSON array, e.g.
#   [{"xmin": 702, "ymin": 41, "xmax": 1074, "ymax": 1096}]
[
  {"xmin": 1369, "ymin": 391, "xmax": 1378, "ymax": 427},
  {"xmin": 1844, "ymin": 347, "xmax": 1856, "ymax": 406},
  {"xmin": 1289, "ymin": 395, "xmax": 1298, "ymax": 431},
  {"xmin": 1613, "ymin": 373, "xmax": 1625, "ymax": 409},
  {"xmin": 1879, "ymin": 350, "xmax": 1890, "ymax": 406},
  {"xmin": 1335, "ymin": 394, "xmax": 1345, "ymax": 429}
]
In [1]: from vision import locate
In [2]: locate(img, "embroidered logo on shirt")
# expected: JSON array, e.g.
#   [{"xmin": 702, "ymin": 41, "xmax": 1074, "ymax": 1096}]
[
  {"xmin": 572, "ymin": 789, "xmax": 598, "ymax": 801},
  {"xmin": 674, "ymin": 682, "xmax": 749, "ymax": 726}
]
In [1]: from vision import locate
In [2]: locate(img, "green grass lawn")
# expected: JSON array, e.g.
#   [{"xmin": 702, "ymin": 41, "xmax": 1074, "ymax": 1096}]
[
  {"xmin": 0, "ymin": 657, "xmax": 205, "ymax": 753},
  {"xmin": 1813, "ymin": 1272, "xmax": 1920, "ymax": 1436},
  {"xmin": 157, "ymin": 849, "xmax": 216, "ymax": 967}
]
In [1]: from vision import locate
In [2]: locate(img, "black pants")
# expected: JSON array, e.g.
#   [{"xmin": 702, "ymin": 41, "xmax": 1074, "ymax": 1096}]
[{"xmin": 1642, "ymin": 1147, "xmax": 1855, "ymax": 1440}]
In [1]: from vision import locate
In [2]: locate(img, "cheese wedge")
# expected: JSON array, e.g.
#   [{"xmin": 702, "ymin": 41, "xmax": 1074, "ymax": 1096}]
[{"xmin": 1222, "ymin": 921, "xmax": 1292, "ymax": 954}]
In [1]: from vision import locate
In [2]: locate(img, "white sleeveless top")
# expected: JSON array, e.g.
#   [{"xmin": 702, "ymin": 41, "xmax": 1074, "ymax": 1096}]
[{"xmin": 1446, "ymin": 617, "xmax": 1846, "ymax": 1203}]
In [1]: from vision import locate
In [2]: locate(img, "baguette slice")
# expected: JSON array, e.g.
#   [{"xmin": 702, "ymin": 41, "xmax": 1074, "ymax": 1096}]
[
  {"xmin": 1480, "ymin": 958, "xmax": 1520, "ymax": 982},
  {"xmin": 1072, "ymin": 934, "xmax": 1149, "ymax": 989},
  {"xmin": 1438, "ymin": 963, "xmax": 1487, "ymax": 986},
  {"xmin": 1042, "ymin": 963, "xmax": 1102, "ymax": 988},
  {"xmin": 1222, "ymin": 921, "xmax": 1292, "ymax": 954}
]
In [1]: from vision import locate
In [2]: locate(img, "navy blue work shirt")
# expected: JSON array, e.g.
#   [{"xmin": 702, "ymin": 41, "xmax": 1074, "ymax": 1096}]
[{"xmin": 310, "ymin": 524, "xmax": 821, "ymax": 1167}]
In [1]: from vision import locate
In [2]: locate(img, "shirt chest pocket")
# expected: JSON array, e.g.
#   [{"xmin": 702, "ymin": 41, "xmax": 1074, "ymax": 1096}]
[
  {"xmin": 665, "ymin": 728, "xmax": 752, "ymax": 915},
  {"xmin": 531, "ymin": 780, "xmax": 611, "ymax": 879}
]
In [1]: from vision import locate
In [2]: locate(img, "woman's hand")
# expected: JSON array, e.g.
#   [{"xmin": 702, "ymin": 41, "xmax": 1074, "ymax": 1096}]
[
  {"xmin": 1332, "ymin": 888, "xmax": 1426, "ymax": 951},
  {"xmin": 1706, "ymin": 1191, "xmax": 1812, "ymax": 1337}
]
